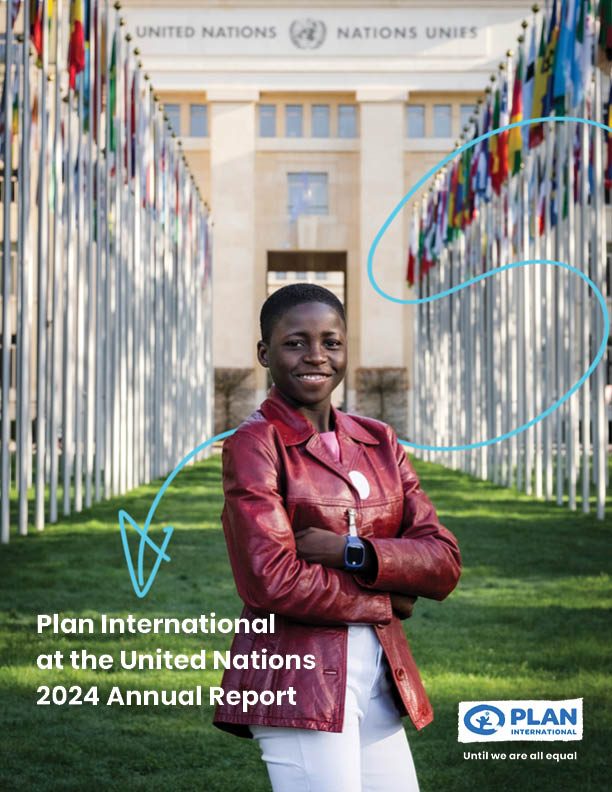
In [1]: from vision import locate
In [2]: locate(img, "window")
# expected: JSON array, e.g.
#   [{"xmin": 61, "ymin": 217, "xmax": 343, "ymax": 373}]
[
  {"xmin": 259, "ymin": 104, "xmax": 276, "ymax": 137},
  {"xmin": 338, "ymin": 104, "xmax": 357, "ymax": 138},
  {"xmin": 189, "ymin": 104, "xmax": 208, "ymax": 137},
  {"xmin": 296, "ymin": 272, "xmax": 307, "ymax": 279},
  {"xmin": 164, "ymin": 103, "xmax": 181, "ymax": 135},
  {"xmin": 285, "ymin": 104, "xmax": 303, "ymax": 137},
  {"xmin": 406, "ymin": 105, "xmax": 425, "ymax": 138},
  {"xmin": 312, "ymin": 104, "xmax": 330, "ymax": 137},
  {"xmin": 288, "ymin": 172, "xmax": 328, "ymax": 216},
  {"xmin": 315, "ymin": 271, "xmax": 328, "ymax": 280},
  {"xmin": 460, "ymin": 104, "xmax": 474, "ymax": 134},
  {"xmin": 433, "ymin": 104, "xmax": 452, "ymax": 137},
  {"xmin": 275, "ymin": 271, "xmax": 287, "ymax": 280}
]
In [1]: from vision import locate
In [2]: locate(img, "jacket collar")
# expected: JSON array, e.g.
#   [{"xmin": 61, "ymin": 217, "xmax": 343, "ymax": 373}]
[{"xmin": 260, "ymin": 385, "xmax": 379, "ymax": 447}]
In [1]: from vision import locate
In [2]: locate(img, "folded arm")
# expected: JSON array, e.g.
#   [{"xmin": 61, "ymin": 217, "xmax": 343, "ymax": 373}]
[
  {"xmin": 355, "ymin": 427, "xmax": 462, "ymax": 600},
  {"xmin": 221, "ymin": 430, "xmax": 393, "ymax": 626}
]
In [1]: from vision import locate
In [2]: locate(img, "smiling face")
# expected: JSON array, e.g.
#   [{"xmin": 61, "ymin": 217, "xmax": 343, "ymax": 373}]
[{"xmin": 257, "ymin": 301, "xmax": 347, "ymax": 412}]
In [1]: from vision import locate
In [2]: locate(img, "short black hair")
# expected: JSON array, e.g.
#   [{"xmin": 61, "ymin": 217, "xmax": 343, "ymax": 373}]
[{"xmin": 260, "ymin": 283, "xmax": 346, "ymax": 343}]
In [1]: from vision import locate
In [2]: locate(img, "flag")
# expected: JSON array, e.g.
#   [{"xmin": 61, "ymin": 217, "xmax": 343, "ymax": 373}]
[
  {"xmin": 30, "ymin": 1, "xmax": 44, "ymax": 60},
  {"xmin": 498, "ymin": 77, "xmax": 509, "ymax": 186},
  {"xmin": 523, "ymin": 19, "xmax": 536, "ymax": 150},
  {"xmin": 508, "ymin": 48, "xmax": 524, "ymax": 175},
  {"xmin": 406, "ymin": 211, "xmax": 419, "ymax": 285},
  {"xmin": 572, "ymin": 0, "xmax": 594, "ymax": 107},
  {"xmin": 530, "ymin": 9, "xmax": 548, "ymax": 147},
  {"xmin": 454, "ymin": 150, "xmax": 466, "ymax": 228},
  {"xmin": 536, "ymin": 155, "xmax": 547, "ymax": 235},
  {"xmin": 446, "ymin": 159, "xmax": 459, "ymax": 239},
  {"xmin": 542, "ymin": 0, "xmax": 560, "ymax": 116},
  {"xmin": 553, "ymin": 0, "xmax": 578, "ymax": 115},
  {"xmin": 491, "ymin": 80, "xmax": 509, "ymax": 194},
  {"xmin": 81, "ymin": 0, "xmax": 92, "ymax": 130},
  {"xmin": 10, "ymin": 0, "xmax": 21, "ymax": 30},
  {"xmin": 474, "ymin": 99, "xmax": 492, "ymax": 202},
  {"xmin": 433, "ymin": 179, "xmax": 448, "ymax": 254},
  {"xmin": 599, "ymin": 0, "xmax": 612, "ymax": 60},
  {"xmin": 68, "ymin": 0, "xmax": 86, "ymax": 90},
  {"xmin": 108, "ymin": 37, "xmax": 117, "ymax": 153}
]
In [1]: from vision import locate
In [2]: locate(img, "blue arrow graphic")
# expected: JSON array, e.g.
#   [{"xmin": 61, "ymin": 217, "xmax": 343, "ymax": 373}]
[{"xmin": 118, "ymin": 429, "xmax": 235, "ymax": 598}]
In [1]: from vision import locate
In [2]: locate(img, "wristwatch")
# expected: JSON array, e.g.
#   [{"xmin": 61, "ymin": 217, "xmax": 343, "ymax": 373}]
[{"xmin": 344, "ymin": 535, "xmax": 367, "ymax": 570}]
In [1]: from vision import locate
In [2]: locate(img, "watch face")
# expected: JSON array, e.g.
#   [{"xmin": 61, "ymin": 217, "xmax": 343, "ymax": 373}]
[{"xmin": 346, "ymin": 544, "xmax": 365, "ymax": 566}]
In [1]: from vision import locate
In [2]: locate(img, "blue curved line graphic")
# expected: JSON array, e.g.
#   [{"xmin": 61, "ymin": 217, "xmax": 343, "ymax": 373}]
[
  {"xmin": 367, "ymin": 115, "xmax": 611, "ymax": 452},
  {"xmin": 119, "ymin": 429, "xmax": 235, "ymax": 598},
  {"xmin": 121, "ymin": 116, "xmax": 611, "ymax": 597}
]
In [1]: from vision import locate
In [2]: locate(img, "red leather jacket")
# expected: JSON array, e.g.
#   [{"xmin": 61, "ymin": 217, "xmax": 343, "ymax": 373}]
[{"xmin": 213, "ymin": 385, "xmax": 461, "ymax": 738}]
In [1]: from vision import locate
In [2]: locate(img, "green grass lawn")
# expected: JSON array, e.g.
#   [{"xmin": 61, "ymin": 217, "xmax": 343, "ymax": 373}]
[{"xmin": 0, "ymin": 454, "xmax": 610, "ymax": 791}]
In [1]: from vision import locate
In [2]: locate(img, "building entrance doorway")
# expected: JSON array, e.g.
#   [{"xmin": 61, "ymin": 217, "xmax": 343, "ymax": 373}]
[{"xmin": 266, "ymin": 251, "xmax": 347, "ymax": 410}]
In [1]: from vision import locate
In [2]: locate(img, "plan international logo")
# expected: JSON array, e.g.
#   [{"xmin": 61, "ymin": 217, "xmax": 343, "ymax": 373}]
[{"xmin": 458, "ymin": 699, "xmax": 583, "ymax": 743}]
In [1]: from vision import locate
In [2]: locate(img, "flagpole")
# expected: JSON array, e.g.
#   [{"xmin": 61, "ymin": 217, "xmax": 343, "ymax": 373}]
[
  {"xmin": 17, "ymin": 3, "xmax": 32, "ymax": 536},
  {"xmin": 61, "ymin": 88, "xmax": 75, "ymax": 516},
  {"xmin": 103, "ymin": 0, "xmax": 114, "ymax": 499},
  {"xmin": 579, "ymin": 94, "xmax": 591, "ymax": 511},
  {"xmin": 592, "ymin": 65, "xmax": 607, "ymax": 520},
  {"xmin": 505, "ymin": 52, "xmax": 519, "ymax": 491},
  {"xmin": 1, "ymin": 0, "xmax": 16, "ymax": 543},
  {"xmin": 74, "ymin": 59, "xmax": 85, "ymax": 512},
  {"xmin": 554, "ymin": 118, "xmax": 565, "ymax": 506},
  {"xmin": 84, "ymin": 0, "xmax": 97, "ymax": 508},
  {"xmin": 532, "ymin": 148, "xmax": 543, "ymax": 497},
  {"xmin": 124, "ymin": 32, "xmax": 134, "ymax": 493},
  {"xmin": 94, "ymin": 0, "xmax": 104, "ymax": 502},
  {"xmin": 49, "ymin": 0, "xmax": 64, "ymax": 524},
  {"xmin": 111, "ymin": 8, "xmax": 122, "ymax": 496},
  {"xmin": 153, "ymin": 94, "xmax": 162, "ymax": 480},
  {"xmin": 34, "ymin": 0, "xmax": 50, "ymax": 529},
  {"xmin": 566, "ymin": 116, "xmax": 578, "ymax": 510},
  {"xmin": 543, "ymin": 118, "xmax": 554, "ymax": 500}
]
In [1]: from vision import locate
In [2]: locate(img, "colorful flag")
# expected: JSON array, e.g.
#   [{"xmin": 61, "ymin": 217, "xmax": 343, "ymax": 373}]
[
  {"xmin": 530, "ymin": 9, "xmax": 548, "ymax": 147},
  {"xmin": 433, "ymin": 179, "xmax": 448, "ymax": 255},
  {"xmin": 491, "ymin": 80, "xmax": 509, "ymax": 194},
  {"xmin": 108, "ymin": 37, "xmax": 117, "ymax": 153},
  {"xmin": 536, "ymin": 155, "xmax": 547, "ymax": 235},
  {"xmin": 68, "ymin": 0, "xmax": 86, "ymax": 90},
  {"xmin": 30, "ymin": 1, "xmax": 44, "ymax": 60},
  {"xmin": 553, "ymin": 0, "xmax": 578, "ymax": 115},
  {"xmin": 542, "ymin": 0, "xmax": 560, "ymax": 116},
  {"xmin": 508, "ymin": 48, "xmax": 524, "ymax": 175},
  {"xmin": 446, "ymin": 159, "xmax": 459, "ymax": 239},
  {"xmin": 473, "ymin": 99, "xmax": 491, "ymax": 202},
  {"xmin": 572, "ymin": 0, "xmax": 594, "ymax": 108},
  {"xmin": 523, "ymin": 19, "xmax": 536, "ymax": 150},
  {"xmin": 406, "ymin": 211, "xmax": 419, "ymax": 286}
]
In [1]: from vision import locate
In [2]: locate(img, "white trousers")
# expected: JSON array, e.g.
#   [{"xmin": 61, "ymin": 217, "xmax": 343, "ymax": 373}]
[{"xmin": 250, "ymin": 625, "xmax": 420, "ymax": 792}]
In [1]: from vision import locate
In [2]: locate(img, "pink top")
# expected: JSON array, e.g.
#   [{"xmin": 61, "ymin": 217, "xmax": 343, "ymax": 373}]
[{"xmin": 319, "ymin": 430, "xmax": 341, "ymax": 463}]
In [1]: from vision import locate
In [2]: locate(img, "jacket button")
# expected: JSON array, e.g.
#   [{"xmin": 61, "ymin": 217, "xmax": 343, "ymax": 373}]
[{"xmin": 395, "ymin": 667, "xmax": 406, "ymax": 681}]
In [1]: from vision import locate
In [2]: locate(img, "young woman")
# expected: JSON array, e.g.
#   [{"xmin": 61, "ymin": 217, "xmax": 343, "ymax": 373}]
[{"xmin": 213, "ymin": 283, "xmax": 461, "ymax": 791}]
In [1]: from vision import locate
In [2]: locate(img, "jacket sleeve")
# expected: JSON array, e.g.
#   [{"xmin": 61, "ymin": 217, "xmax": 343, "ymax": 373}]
[
  {"xmin": 356, "ymin": 427, "xmax": 461, "ymax": 600},
  {"xmin": 221, "ymin": 429, "xmax": 393, "ymax": 626}
]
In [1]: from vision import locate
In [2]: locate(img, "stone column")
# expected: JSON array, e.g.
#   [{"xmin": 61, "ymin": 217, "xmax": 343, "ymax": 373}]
[
  {"xmin": 209, "ymin": 89, "xmax": 258, "ymax": 431},
  {"xmin": 357, "ymin": 89, "xmax": 410, "ymax": 436}
]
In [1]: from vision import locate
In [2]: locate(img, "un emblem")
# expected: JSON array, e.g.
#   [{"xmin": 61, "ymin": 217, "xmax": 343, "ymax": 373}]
[{"xmin": 289, "ymin": 19, "xmax": 327, "ymax": 50}]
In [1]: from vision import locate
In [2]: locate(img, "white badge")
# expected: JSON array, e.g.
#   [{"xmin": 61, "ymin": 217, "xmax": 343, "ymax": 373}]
[{"xmin": 348, "ymin": 470, "xmax": 370, "ymax": 500}]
